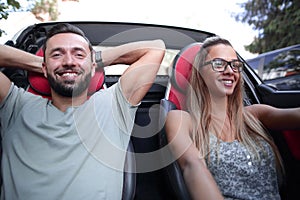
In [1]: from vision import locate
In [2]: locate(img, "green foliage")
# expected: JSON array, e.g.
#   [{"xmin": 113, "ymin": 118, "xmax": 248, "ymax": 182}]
[
  {"xmin": 235, "ymin": 0, "xmax": 300, "ymax": 54},
  {"xmin": 31, "ymin": 0, "xmax": 58, "ymax": 21},
  {"xmin": 1, "ymin": 0, "xmax": 81, "ymax": 38},
  {"xmin": 0, "ymin": 0, "xmax": 21, "ymax": 37}
]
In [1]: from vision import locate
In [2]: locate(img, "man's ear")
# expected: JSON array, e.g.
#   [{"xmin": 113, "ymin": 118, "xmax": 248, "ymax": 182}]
[
  {"xmin": 91, "ymin": 62, "xmax": 96, "ymax": 77},
  {"xmin": 42, "ymin": 63, "xmax": 48, "ymax": 78}
]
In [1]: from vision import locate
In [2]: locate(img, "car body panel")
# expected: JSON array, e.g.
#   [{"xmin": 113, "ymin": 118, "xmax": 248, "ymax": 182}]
[{"xmin": 247, "ymin": 44, "xmax": 300, "ymax": 91}]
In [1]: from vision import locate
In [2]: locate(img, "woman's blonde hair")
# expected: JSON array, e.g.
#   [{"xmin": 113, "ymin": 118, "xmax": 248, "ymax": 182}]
[{"xmin": 186, "ymin": 36, "xmax": 284, "ymax": 178}]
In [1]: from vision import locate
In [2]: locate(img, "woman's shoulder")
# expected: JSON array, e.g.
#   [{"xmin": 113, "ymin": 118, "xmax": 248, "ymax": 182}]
[
  {"xmin": 167, "ymin": 109, "xmax": 191, "ymax": 120},
  {"xmin": 165, "ymin": 110, "xmax": 192, "ymax": 132}
]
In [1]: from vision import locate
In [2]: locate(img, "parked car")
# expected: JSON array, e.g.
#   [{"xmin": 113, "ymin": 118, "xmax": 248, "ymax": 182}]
[
  {"xmin": 1, "ymin": 21, "xmax": 300, "ymax": 200},
  {"xmin": 247, "ymin": 44, "xmax": 300, "ymax": 90}
]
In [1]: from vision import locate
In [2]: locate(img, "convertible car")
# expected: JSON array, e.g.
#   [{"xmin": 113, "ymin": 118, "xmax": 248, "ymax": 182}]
[{"xmin": 1, "ymin": 21, "xmax": 299, "ymax": 200}]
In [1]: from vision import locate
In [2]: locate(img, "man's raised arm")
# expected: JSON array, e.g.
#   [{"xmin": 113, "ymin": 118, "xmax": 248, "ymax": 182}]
[
  {"xmin": 0, "ymin": 44, "xmax": 42, "ymax": 72},
  {"xmin": 0, "ymin": 44, "xmax": 43, "ymax": 103},
  {"xmin": 100, "ymin": 39, "xmax": 165, "ymax": 105}
]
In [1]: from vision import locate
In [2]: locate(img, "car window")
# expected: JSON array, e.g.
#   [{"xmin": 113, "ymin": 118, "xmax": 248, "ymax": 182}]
[{"xmin": 247, "ymin": 45, "xmax": 300, "ymax": 91}]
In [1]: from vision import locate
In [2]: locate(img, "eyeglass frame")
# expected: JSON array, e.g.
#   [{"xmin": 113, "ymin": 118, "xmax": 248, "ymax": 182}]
[{"xmin": 201, "ymin": 58, "xmax": 244, "ymax": 72}]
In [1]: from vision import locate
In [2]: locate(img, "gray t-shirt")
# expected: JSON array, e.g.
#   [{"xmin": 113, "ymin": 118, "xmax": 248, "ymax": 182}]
[
  {"xmin": 0, "ymin": 80, "xmax": 138, "ymax": 200},
  {"xmin": 207, "ymin": 134, "xmax": 281, "ymax": 200}
]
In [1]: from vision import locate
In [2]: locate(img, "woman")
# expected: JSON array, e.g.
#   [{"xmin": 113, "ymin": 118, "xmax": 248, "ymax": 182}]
[{"xmin": 165, "ymin": 36, "xmax": 300, "ymax": 199}]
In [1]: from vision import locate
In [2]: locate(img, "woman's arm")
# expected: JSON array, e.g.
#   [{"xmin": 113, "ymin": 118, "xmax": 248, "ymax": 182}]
[
  {"xmin": 165, "ymin": 110, "xmax": 223, "ymax": 200},
  {"xmin": 0, "ymin": 44, "xmax": 43, "ymax": 73},
  {"xmin": 247, "ymin": 104, "xmax": 300, "ymax": 130}
]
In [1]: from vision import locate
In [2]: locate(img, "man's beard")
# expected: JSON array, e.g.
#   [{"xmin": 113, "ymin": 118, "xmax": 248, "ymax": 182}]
[{"xmin": 47, "ymin": 72, "xmax": 92, "ymax": 97}]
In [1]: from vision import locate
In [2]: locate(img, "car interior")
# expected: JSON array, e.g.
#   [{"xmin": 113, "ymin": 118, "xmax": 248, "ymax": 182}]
[{"xmin": 0, "ymin": 22, "xmax": 299, "ymax": 200}]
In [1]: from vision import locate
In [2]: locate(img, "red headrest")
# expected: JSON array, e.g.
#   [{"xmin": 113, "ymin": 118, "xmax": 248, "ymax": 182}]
[
  {"xmin": 167, "ymin": 43, "xmax": 202, "ymax": 110},
  {"xmin": 28, "ymin": 48, "xmax": 105, "ymax": 98}
]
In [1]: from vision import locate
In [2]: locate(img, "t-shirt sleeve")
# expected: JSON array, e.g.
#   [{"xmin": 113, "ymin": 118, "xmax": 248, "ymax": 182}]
[
  {"xmin": 0, "ymin": 84, "xmax": 42, "ymax": 137},
  {"xmin": 112, "ymin": 79, "xmax": 139, "ymax": 136}
]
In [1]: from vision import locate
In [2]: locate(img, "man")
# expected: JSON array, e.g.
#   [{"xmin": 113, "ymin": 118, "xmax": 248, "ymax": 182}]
[{"xmin": 0, "ymin": 23, "xmax": 165, "ymax": 199}]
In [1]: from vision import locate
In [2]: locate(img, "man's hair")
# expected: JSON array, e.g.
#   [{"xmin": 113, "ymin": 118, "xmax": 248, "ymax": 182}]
[{"xmin": 43, "ymin": 23, "xmax": 93, "ymax": 58}]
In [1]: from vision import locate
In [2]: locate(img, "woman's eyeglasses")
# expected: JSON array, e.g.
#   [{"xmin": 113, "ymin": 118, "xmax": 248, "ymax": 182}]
[{"xmin": 201, "ymin": 58, "xmax": 244, "ymax": 72}]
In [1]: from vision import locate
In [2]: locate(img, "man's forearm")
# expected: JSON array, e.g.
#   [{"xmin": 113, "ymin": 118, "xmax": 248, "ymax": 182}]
[
  {"xmin": 0, "ymin": 44, "xmax": 43, "ymax": 73},
  {"xmin": 100, "ymin": 40, "xmax": 165, "ymax": 66}
]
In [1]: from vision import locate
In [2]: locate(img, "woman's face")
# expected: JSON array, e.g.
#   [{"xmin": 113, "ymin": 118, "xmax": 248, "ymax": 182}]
[{"xmin": 199, "ymin": 44, "xmax": 240, "ymax": 98}]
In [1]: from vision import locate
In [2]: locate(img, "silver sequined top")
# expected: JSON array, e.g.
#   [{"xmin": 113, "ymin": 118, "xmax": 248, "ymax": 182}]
[{"xmin": 206, "ymin": 134, "xmax": 281, "ymax": 200}]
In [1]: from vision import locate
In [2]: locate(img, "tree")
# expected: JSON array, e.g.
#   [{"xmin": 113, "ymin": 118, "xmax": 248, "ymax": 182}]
[
  {"xmin": 31, "ymin": 0, "xmax": 79, "ymax": 21},
  {"xmin": 0, "ymin": 0, "xmax": 80, "ymax": 37},
  {"xmin": 31, "ymin": 0, "xmax": 59, "ymax": 21},
  {"xmin": 0, "ymin": 0, "xmax": 21, "ymax": 37},
  {"xmin": 235, "ymin": 0, "xmax": 300, "ymax": 54}
]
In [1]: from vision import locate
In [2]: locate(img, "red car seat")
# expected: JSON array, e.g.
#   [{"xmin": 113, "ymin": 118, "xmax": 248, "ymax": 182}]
[
  {"xmin": 159, "ymin": 42, "xmax": 202, "ymax": 200},
  {"xmin": 167, "ymin": 42, "xmax": 202, "ymax": 110}
]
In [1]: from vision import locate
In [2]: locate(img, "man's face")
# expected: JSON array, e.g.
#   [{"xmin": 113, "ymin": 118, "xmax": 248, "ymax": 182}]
[{"xmin": 42, "ymin": 33, "xmax": 95, "ymax": 97}]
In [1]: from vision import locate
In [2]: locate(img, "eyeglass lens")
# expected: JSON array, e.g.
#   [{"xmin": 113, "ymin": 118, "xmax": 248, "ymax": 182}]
[{"xmin": 212, "ymin": 58, "xmax": 243, "ymax": 72}]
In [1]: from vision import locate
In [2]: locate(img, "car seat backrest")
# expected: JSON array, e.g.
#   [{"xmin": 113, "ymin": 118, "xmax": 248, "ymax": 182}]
[
  {"xmin": 158, "ymin": 43, "xmax": 202, "ymax": 200},
  {"xmin": 167, "ymin": 42, "xmax": 202, "ymax": 110},
  {"xmin": 27, "ymin": 47, "xmax": 105, "ymax": 98}
]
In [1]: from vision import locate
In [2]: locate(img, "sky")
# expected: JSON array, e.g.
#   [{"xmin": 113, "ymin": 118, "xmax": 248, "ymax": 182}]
[{"xmin": 0, "ymin": 0, "xmax": 258, "ymax": 59}]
